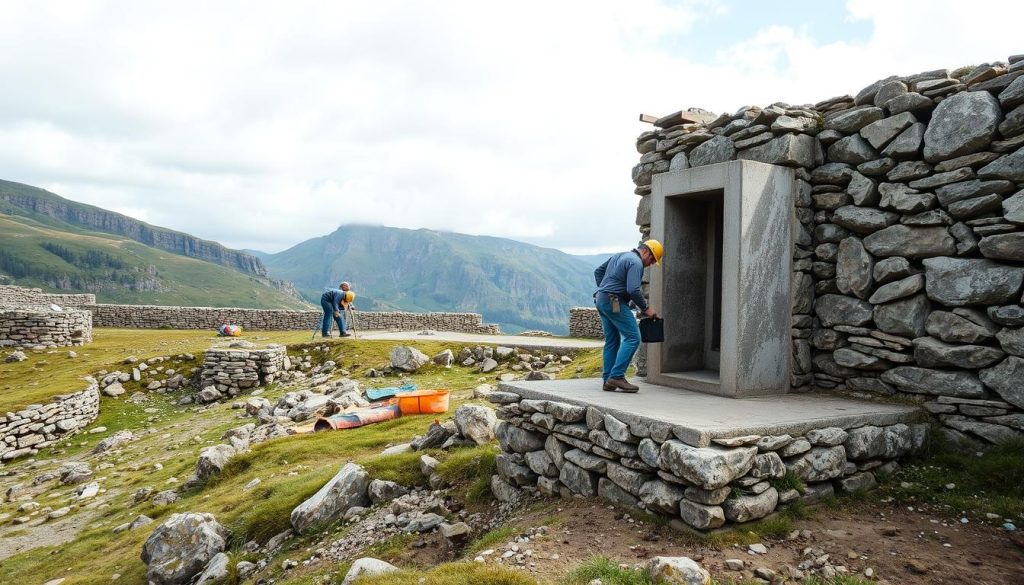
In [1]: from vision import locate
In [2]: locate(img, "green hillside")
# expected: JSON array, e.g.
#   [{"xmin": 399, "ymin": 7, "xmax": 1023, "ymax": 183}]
[
  {"xmin": 0, "ymin": 213, "xmax": 310, "ymax": 309},
  {"xmin": 261, "ymin": 225, "xmax": 597, "ymax": 334}
]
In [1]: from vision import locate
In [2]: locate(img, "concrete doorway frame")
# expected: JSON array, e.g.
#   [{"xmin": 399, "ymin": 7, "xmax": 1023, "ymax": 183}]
[{"xmin": 646, "ymin": 160, "xmax": 795, "ymax": 398}]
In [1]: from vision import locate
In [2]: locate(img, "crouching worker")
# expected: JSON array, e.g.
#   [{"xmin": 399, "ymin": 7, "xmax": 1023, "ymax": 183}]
[
  {"xmin": 593, "ymin": 239, "xmax": 663, "ymax": 393},
  {"xmin": 320, "ymin": 287, "xmax": 356, "ymax": 338}
]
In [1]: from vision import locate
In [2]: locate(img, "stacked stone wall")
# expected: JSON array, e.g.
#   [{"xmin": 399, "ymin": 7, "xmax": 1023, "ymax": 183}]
[
  {"xmin": 632, "ymin": 55, "xmax": 1024, "ymax": 447},
  {"xmin": 0, "ymin": 285, "xmax": 95, "ymax": 308},
  {"xmin": 568, "ymin": 308, "xmax": 602, "ymax": 338},
  {"xmin": 199, "ymin": 346, "xmax": 287, "ymax": 398},
  {"xmin": 0, "ymin": 379, "xmax": 100, "ymax": 460},
  {"xmin": 489, "ymin": 389, "xmax": 926, "ymax": 530},
  {"xmin": 0, "ymin": 308, "xmax": 93, "ymax": 347},
  {"xmin": 84, "ymin": 303, "xmax": 499, "ymax": 334}
]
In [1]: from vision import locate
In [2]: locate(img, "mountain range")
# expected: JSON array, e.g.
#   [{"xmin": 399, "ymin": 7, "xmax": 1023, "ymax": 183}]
[
  {"xmin": 255, "ymin": 225, "xmax": 598, "ymax": 334},
  {"xmin": 0, "ymin": 179, "xmax": 606, "ymax": 333}
]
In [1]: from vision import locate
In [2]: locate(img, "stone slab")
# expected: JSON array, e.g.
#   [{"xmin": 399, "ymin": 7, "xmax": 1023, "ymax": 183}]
[{"xmin": 498, "ymin": 379, "xmax": 923, "ymax": 448}]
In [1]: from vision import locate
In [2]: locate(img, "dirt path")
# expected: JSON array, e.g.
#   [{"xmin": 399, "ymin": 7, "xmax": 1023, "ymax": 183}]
[{"xmin": 481, "ymin": 499, "xmax": 1024, "ymax": 584}]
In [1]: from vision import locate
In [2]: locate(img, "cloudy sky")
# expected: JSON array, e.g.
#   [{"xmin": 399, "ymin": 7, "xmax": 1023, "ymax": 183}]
[{"xmin": 1, "ymin": 0, "xmax": 1022, "ymax": 255}]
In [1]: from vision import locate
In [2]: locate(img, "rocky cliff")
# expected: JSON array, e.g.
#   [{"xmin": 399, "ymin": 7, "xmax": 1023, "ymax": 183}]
[{"xmin": 0, "ymin": 179, "xmax": 267, "ymax": 276}]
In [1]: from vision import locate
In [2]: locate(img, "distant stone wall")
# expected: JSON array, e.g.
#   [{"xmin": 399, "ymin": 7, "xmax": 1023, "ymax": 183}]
[
  {"xmin": 490, "ymin": 389, "xmax": 927, "ymax": 531},
  {"xmin": 569, "ymin": 308, "xmax": 602, "ymax": 338},
  {"xmin": 0, "ymin": 285, "xmax": 96, "ymax": 308},
  {"xmin": 0, "ymin": 378, "xmax": 100, "ymax": 460},
  {"xmin": 0, "ymin": 308, "xmax": 93, "ymax": 347},
  {"xmin": 85, "ymin": 303, "xmax": 500, "ymax": 334},
  {"xmin": 199, "ymin": 346, "xmax": 287, "ymax": 399},
  {"xmin": 633, "ymin": 55, "xmax": 1024, "ymax": 447}
]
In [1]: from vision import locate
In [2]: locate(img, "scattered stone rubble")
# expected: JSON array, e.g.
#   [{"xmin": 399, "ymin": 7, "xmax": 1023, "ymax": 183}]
[
  {"xmin": 630, "ymin": 55, "xmax": 1024, "ymax": 447},
  {"xmin": 490, "ymin": 390, "xmax": 927, "ymax": 531}
]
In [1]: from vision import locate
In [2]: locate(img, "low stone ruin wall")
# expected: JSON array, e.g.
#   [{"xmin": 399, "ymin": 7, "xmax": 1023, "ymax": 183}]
[
  {"xmin": 632, "ymin": 54, "xmax": 1024, "ymax": 447},
  {"xmin": 0, "ymin": 308, "xmax": 93, "ymax": 348},
  {"xmin": 199, "ymin": 346, "xmax": 287, "ymax": 399},
  {"xmin": 85, "ymin": 303, "xmax": 500, "ymax": 334},
  {"xmin": 489, "ymin": 389, "xmax": 927, "ymax": 531},
  {"xmin": 0, "ymin": 285, "xmax": 96, "ymax": 308},
  {"xmin": 568, "ymin": 308, "xmax": 602, "ymax": 339},
  {"xmin": 0, "ymin": 378, "xmax": 100, "ymax": 460}
]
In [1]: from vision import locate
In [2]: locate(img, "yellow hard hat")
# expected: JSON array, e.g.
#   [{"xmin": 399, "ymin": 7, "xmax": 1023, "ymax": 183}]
[
  {"xmin": 643, "ymin": 239, "xmax": 663, "ymax": 265},
  {"xmin": 343, "ymin": 291, "xmax": 356, "ymax": 303}
]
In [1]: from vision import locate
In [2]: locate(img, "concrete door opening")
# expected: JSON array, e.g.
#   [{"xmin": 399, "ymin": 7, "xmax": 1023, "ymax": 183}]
[{"xmin": 647, "ymin": 160, "xmax": 795, "ymax": 398}]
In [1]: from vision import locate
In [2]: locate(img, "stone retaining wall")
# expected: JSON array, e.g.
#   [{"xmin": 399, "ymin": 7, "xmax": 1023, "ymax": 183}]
[
  {"xmin": 199, "ymin": 346, "xmax": 287, "ymax": 398},
  {"xmin": 0, "ymin": 308, "xmax": 93, "ymax": 348},
  {"xmin": 0, "ymin": 285, "xmax": 96, "ymax": 308},
  {"xmin": 632, "ymin": 54, "xmax": 1024, "ymax": 447},
  {"xmin": 0, "ymin": 378, "xmax": 100, "ymax": 460},
  {"xmin": 489, "ymin": 389, "xmax": 927, "ymax": 530},
  {"xmin": 568, "ymin": 308, "xmax": 602, "ymax": 338},
  {"xmin": 85, "ymin": 303, "xmax": 500, "ymax": 334}
]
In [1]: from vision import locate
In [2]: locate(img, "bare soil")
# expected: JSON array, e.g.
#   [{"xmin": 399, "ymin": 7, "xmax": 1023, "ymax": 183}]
[{"xmin": 481, "ymin": 498, "xmax": 1024, "ymax": 584}]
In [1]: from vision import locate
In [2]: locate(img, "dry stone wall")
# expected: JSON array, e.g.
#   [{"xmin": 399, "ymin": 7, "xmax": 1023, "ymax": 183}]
[
  {"xmin": 489, "ymin": 390, "xmax": 926, "ymax": 530},
  {"xmin": 85, "ymin": 303, "xmax": 499, "ymax": 334},
  {"xmin": 0, "ymin": 308, "xmax": 93, "ymax": 348},
  {"xmin": 199, "ymin": 346, "xmax": 287, "ymax": 400},
  {"xmin": 0, "ymin": 285, "xmax": 95, "ymax": 308},
  {"xmin": 568, "ymin": 308, "xmax": 602, "ymax": 338},
  {"xmin": 0, "ymin": 378, "xmax": 100, "ymax": 460},
  {"xmin": 633, "ymin": 55, "xmax": 1024, "ymax": 447}
]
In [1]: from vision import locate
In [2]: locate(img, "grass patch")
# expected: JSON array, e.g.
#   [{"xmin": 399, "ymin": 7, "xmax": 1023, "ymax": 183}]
[
  {"xmin": 561, "ymin": 556, "xmax": 654, "ymax": 585},
  {"xmin": 343, "ymin": 562, "xmax": 536, "ymax": 585},
  {"xmin": 464, "ymin": 525, "xmax": 517, "ymax": 555},
  {"xmin": 434, "ymin": 444, "xmax": 498, "ymax": 502},
  {"xmin": 769, "ymin": 470, "xmax": 806, "ymax": 494},
  {"xmin": 880, "ymin": 436, "xmax": 1024, "ymax": 520},
  {"xmin": 365, "ymin": 533, "xmax": 419, "ymax": 565},
  {"xmin": 362, "ymin": 451, "xmax": 431, "ymax": 487}
]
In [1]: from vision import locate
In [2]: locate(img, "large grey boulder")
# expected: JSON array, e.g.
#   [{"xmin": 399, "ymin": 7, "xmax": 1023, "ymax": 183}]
[
  {"xmin": 882, "ymin": 122, "xmax": 926, "ymax": 159},
  {"xmin": 341, "ymin": 558, "xmax": 400, "ymax": 585},
  {"xmin": 141, "ymin": 513, "xmax": 228, "ymax": 585},
  {"xmin": 832, "ymin": 206, "xmax": 897, "ymax": 234},
  {"xmin": 923, "ymin": 90, "xmax": 1002, "ymax": 162},
  {"xmin": 389, "ymin": 346, "xmax": 430, "ymax": 372},
  {"xmin": 59, "ymin": 462, "xmax": 93, "ymax": 485},
  {"xmin": 660, "ymin": 441, "xmax": 757, "ymax": 490},
  {"xmin": 978, "ymin": 148, "xmax": 1024, "ymax": 182},
  {"xmin": 495, "ymin": 421, "xmax": 545, "ymax": 453},
  {"xmin": 646, "ymin": 556, "xmax": 712, "ymax": 585},
  {"xmin": 737, "ymin": 133, "xmax": 820, "ymax": 168},
  {"xmin": 787, "ymin": 446, "xmax": 846, "ymax": 481},
  {"xmin": 815, "ymin": 294, "xmax": 872, "ymax": 327},
  {"xmin": 93, "ymin": 430, "xmax": 133, "ymax": 454},
  {"xmin": 861, "ymin": 112, "xmax": 917, "ymax": 149},
  {"xmin": 844, "ymin": 426, "xmax": 886, "ymax": 459},
  {"xmin": 678, "ymin": 500, "xmax": 726, "ymax": 530},
  {"xmin": 722, "ymin": 487, "xmax": 779, "ymax": 523},
  {"xmin": 980, "ymin": 357, "xmax": 1024, "ymax": 409},
  {"xmin": 828, "ymin": 134, "xmax": 879, "ymax": 165},
  {"xmin": 689, "ymin": 135, "xmax": 735, "ymax": 167},
  {"xmin": 836, "ymin": 238, "xmax": 874, "ymax": 299},
  {"xmin": 913, "ymin": 337, "xmax": 1005, "ymax": 369},
  {"xmin": 863, "ymin": 225, "xmax": 955, "ymax": 258},
  {"xmin": 452, "ymin": 404, "xmax": 497, "ymax": 445},
  {"xmin": 639, "ymin": 479, "xmax": 686, "ymax": 514},
  {"xmin": 559, "ymin": 461, "xmax": 598, "ymax": 496},
  {"xmin": 194, "ymin": 553, "xmax": 231, "ymax": 585},
  {"xmin": 290, "ymin": 463, "xmax": 370, "ymax": 534},
  {"xmin": 923, "ymin": 258, "xmax": 1024, "ymax": 306},
  {"xmin": 195, "ymin": 444, "xmax": 236, "ymax": 481},
  {"xmin": 880, "ymin": 366, "xmax": 985, "ymax": 398},
  {"xmin": 873, "ymin": 294, "xmax": 929, "ymax": 337},
  {"xmin": 926, "ymin": 310, "xmax": 998, "ymax": 343},
  {"xmin": 979, "ymin": 233, "xmax": 1024, "ymax": 261}
]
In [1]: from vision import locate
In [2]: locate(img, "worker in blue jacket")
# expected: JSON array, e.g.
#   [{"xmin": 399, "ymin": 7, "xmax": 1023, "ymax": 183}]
[
  {"xmin": 593, "ymin": 239, "xmax": 663, "ymax": 392},
  {"xmin": 320, "ymin": 286, "xmax": 355, "ymax": 338}
]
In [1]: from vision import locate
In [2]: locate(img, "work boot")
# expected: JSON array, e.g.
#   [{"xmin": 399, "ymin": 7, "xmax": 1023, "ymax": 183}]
[{"xmin": 605, "ymin": 377, "xmax": 639, "ymax": 393}]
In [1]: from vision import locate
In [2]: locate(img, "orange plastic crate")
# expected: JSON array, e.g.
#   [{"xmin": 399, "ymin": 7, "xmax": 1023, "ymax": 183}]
[{"xmin": 397, "ymin": 389, "xmax": 450, "ymax": 415}]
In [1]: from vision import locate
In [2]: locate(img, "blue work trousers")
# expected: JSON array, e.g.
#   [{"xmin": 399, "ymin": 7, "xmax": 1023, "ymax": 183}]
[
  {"xmin": 320, "ymin": 297, "xmax": 346, "ymax": 337},
  {"xmin": 595, "ymin": 295, "xmax": 640, "ymax": 381}
]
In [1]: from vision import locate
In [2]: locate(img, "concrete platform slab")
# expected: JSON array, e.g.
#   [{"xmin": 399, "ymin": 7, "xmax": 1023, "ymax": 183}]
[
  {"xmin": 354, "ymin": 330, "xmax": 602, "ymax": 351},
  {"xmin": 497, "ymin": 378, "xmax": 924, "ymax": 447}
]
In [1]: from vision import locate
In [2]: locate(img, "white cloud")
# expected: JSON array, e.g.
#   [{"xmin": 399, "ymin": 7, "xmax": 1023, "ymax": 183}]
[{"xmin": 0, "ymin": 0, "xmax": 1021, "ymax": 256}]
